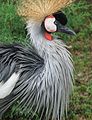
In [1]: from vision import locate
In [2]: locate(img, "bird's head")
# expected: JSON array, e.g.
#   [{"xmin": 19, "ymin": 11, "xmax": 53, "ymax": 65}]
[
  {"xmin": 18, "ymin": 0, "xmax": 76, "ymax": 42},
  {"xmin": 42, "ymin": 11, "xmax": 76, "ymax": 41}
]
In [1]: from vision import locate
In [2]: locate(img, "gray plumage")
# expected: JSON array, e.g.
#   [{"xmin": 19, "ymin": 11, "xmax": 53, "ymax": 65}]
[
  {"xmin": 0, "ymin": 44, "xmax": 44, "ymax": 116},
  {"xmin": 0, "ymin": 15, "xmax": 74, "ymax": 120},
  {"xmin": 0, "ymin": 41, "xmax": 73, "ymax": 120}
]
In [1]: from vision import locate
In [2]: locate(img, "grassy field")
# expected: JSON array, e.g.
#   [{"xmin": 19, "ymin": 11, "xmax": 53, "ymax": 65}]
[{"xmin": 0, "ymin": 0, "xmax": 92, "ymax": 120}]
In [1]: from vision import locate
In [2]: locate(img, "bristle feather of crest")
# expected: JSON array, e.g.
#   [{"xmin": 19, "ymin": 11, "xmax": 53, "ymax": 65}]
[{"xmin": 17, "ymin": 0, "xmax": 75, "ymax": 22}]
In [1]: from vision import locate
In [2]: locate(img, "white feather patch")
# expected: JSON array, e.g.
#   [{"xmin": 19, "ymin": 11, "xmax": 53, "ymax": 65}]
[
  {"xmin": 0, "ymin": 72, "xmax": 20, "ymax": 99},
  {"xmin": 44, "ymin": 17, "xmax": 57, "ymax": 32}
]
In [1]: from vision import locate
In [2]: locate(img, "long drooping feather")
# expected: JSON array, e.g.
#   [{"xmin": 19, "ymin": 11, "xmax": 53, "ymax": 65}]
[{"xmin": 17, "ymin": 0, "xmax": 75, "ymax": 22}]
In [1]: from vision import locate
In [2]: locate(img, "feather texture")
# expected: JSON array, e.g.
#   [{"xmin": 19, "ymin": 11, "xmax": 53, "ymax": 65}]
[
  {"xmin": 0, "ymin": 44, "xmax": 44, "ymax": 117},
  {"xmin": 0, "ymin": 38, "xmax": 73, "ymax": 120},
  {"xmin": 17, "ymin": 0, "xmax": 75, "ymax": 22},
  {"xmin": 0, "ymin": 0, "xmax": 74, "ymax": 118}
]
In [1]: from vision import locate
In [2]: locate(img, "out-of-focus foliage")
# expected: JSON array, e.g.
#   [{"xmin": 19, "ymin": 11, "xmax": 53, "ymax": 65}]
[{"xmin": 0, "ymin": 0, "xmax": 26, "ymax": 43}]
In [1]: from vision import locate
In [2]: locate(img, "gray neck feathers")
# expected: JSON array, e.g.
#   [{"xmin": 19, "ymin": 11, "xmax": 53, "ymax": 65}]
[{"xmin": 26, "ymin": 21, "xmax": 74, "ymax": 119}]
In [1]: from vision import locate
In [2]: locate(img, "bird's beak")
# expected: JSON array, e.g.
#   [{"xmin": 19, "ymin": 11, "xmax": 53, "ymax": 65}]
[{"xmin": 57, "ymin": 22, "xmax": 76, "ymax": 35}]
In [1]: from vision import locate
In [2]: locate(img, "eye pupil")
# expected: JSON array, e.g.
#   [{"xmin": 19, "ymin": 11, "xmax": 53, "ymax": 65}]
[{"xmin": 61, "ymin": 19, "xmax": 65, "ymax": 24}]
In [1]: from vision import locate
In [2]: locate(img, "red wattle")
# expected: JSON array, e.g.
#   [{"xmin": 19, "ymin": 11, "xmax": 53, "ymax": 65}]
[{"xmin": 44, "ymin": 32, "xmax": 53, "ymax": 41}]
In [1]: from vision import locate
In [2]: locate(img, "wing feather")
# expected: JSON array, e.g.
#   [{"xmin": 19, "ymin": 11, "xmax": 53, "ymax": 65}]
[{"xmin": 0, "ymin": 44, "xmax": 44, "ymax": 117}]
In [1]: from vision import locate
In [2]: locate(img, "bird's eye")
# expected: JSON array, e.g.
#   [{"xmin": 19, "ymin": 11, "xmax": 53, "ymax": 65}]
[{"xmin": 44, "ymin": 16, "xmax": 57, "ymax": 33}]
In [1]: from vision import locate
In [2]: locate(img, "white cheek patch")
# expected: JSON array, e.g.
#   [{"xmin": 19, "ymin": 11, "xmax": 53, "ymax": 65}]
[{"xmin": 44, "ymin": 17, "xmax": 57, "ymax": 32}]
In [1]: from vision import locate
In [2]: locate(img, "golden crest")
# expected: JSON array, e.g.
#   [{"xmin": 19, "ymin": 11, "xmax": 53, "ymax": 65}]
[{"xmin": 17, "ymin": 0, "xmax": 75, "ymax": 22}]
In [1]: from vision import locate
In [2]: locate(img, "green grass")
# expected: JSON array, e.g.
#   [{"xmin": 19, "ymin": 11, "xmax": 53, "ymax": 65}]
[
  {"xmin": 0, "ymin": 0, "xmax": 26, "ymax": 44},
  {"xmin": 0, "ymin": 0, "xmax": 92, "ymax": 120}
]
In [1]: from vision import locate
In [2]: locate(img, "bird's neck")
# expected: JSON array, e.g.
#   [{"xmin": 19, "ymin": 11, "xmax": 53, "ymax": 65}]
[
  {"xmin": 27, "ymin": 21, "xmax": 44, "ymax": 55},
  {"xmin": 26, "ymin": 21, "xmax": 73, "ymax": 74},
  {"xmin": 26, "ymin": 21, "xmax": 59, "ymax": 57},
  {"xmin": 26, "ymin": 22, "xmax": 71, "ymax": 65},
  {"xmin": 26, "ymin": 22, "xmax": 74, "ymax": 117}
]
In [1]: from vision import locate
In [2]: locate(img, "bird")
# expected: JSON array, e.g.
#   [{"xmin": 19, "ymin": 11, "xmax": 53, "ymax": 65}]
[{"xmin": 0, "ymin": 0, "xmax": 76, "ymax": 120}]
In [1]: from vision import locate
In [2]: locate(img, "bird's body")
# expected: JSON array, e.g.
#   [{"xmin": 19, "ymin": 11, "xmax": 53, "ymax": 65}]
[{"xmin": 0, "ymin": 0, "xmax": 75, "ymax": 120}]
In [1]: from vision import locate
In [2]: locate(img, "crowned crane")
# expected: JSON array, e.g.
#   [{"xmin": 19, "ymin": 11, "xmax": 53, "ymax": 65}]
[{"xmin": 0, "ymin": 0, "xmax": 76, "ymax": 120}]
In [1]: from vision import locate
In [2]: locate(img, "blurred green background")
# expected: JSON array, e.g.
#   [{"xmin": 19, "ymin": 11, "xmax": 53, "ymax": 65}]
[{"xmin": 0, "ymin": 0, "xmax": 92, "ymax": 120}]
